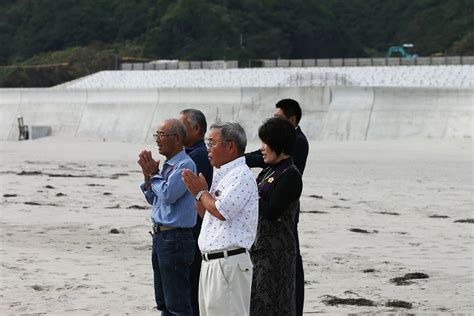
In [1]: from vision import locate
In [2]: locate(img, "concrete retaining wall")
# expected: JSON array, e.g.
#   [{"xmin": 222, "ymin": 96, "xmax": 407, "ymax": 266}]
[
  {"xmin": 368, "ymin": 88, "xmax": 473, "ymax": 139},
  {"xmin": 0, "ymin": 86, "xmax": 472, "ymax": 142},
  {"xmin": 319, "ymin": 86, "xmax": 374, "ymax": 140}
]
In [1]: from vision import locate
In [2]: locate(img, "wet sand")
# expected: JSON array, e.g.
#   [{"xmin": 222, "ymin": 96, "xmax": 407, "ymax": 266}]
[{"xmin": 1, "ymin": 138, "xmax": 472, "ymax": 314}]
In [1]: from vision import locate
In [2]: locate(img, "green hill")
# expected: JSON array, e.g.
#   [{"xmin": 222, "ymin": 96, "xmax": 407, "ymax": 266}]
[{"xmin": 1, "ymin": 0, "xmax": 472, "ymax": 86}]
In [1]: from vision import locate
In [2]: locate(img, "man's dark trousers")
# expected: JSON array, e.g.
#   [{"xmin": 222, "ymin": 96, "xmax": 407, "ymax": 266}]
[
  {"xmin": 295, "ymin": 203, "xmax": 304, "ymax": 316},
  {"xmin": 152, "ymin": 228, "xmax": 195, "ymax": 316},
  {"xmin": 190, "ymin": 217, "xmax": 203, "ymax": 315}
]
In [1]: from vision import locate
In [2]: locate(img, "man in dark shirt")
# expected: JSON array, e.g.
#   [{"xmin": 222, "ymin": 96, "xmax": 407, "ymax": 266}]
[
  {"xmin": 245, "ymin": 98, "xmax": 309, "ymax": 316},
  {"xmin": 246, "ymin": 99, "xmax": 309, "ymax": 175},
  {"xmin": 179, "ymin": 109, "xmax": 213, "ymax": 316}
]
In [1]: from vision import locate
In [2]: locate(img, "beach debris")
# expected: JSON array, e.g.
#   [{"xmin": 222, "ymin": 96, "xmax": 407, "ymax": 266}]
[
  {"xmin": 309, "ymin": 194, "xmax": 323, "ymax": 199},
  {"xmin": 377, "ymin": 211, "xmax": 400, "ymax": 216},
  {"xmin": 24, "ymin": 201, "xmax": 59, "ymax": 206},
  {"xmin": 300, "ymin": 210, "xmax": 327, "ymax": 214},
  {"xmin": 31, "ymin": 285, "xmax": 46, "ymax": 291},
  {"xmin": 322, "ymin": 295, "xmax": 375, "ymax": 306},
  {"xmin": 390, "ymin": 272, "xmax": 429, "ymax": 285},
  {"xmin": 45, "ymin": 185, "xmax": 55, "ymax": 189},
  {"xmin": 48, "ymin": 173, "xmax": 91, "ymax": 178},
  {"xmin": 454, "ymin": 218, "xmax": 474, "ymax": 224},
  {"xmin": 126, "ymin": 205, "xmax": 148, "ymax": 210},
  {"xmin": 25, "ymin": 160, "xmax": 46, "ymax": 164},
  {"xmin": 18, "ymin": 171, "xmax": 120, "ymax": 179},
  {"xmin": 385, "ymin": 300, "xmax": 413, "ymax": 309},
  {"xmin": 103, "ymin": 192, "xmax": 112, "ymax": 195},
  {"xmin": 87, "ymin": 183, "xmax": 105, "ymax": 186},
  {"xmin": 17, "ymin": 171, "xmax": 42, "ymax": 176},
  {"xmin": 109, "ymin": 228, "xmax": 122, "ymax": 234},
  {"xmin": 330, "ymin": 205, "xmax": 350, "ymax": 209},
  {"xmin": 55, "ymin": 192, "xmax": 66, "ymax": 197},
  {"xmin": 362, "ymin": 268, "xmax": 376, "ymax": 273},
  {"xmin": 339, "ymin": 198, "xmax": 349, "ymax": 201},
  {"xmin": 110, "ymin": 173, "xmax": 129, "ymax": 179},
  {"xmin": 3, "ymin": 194, "xmax": 17, "ymax": 197},
  {"xmin": 349, "ymin": 228, "xmax": 378, "ymax": 234},
  {"xmin": 105, "ymin": 204, "xmax": 121, "ymax": 209},
  {"xmin": 429, "ymin": 214, "xmax": 449, "ymax": 218}
]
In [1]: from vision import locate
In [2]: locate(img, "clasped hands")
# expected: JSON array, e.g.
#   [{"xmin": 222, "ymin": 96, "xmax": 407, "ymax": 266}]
[
  {"xmin": 182, "ymin": 169, "xmax": 208, "ymax": 196},
  {"xmin": 138, "ymin": 150, "xmax": 160, "ymax": 179}
]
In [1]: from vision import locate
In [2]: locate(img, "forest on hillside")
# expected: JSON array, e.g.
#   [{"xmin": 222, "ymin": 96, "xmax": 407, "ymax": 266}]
[{"xmin": 0, "ymin": 0, "xmax": 473, "ymax": 86}]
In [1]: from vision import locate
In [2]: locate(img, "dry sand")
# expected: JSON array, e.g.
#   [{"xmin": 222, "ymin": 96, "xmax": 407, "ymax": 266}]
[{"xmin": 1, "ymin": 138, "xmax": 472, "ymax": 314}]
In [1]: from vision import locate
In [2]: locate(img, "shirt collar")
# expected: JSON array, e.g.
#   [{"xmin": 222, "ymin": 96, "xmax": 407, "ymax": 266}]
[
  {"xmin": 164, "ymin": 149, "xmax": 186, "ymax": 166},
  {"xmin": 215, "ymin": 156, "xmax": 245, "ymax": 175},
  {"xmin": 185, "ymin": 139, "xmax": 206, "ymax": 152}
]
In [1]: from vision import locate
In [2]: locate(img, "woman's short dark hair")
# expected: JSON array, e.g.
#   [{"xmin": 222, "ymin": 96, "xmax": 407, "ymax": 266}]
[{"xmin": 258, "ymin": 117, "xmax": 296, "ymax": 156}]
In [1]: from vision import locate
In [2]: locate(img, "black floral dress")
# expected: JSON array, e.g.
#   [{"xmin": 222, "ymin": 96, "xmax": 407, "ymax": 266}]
[{"xmin": 250, "ymin": 158, "xmax": 303, "ymax": 316}]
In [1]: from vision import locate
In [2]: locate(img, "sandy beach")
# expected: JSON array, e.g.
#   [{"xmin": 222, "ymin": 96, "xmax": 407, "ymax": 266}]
[{"xmin": 1, "ymin": 138, "xmax": 472, "ymax": 314}]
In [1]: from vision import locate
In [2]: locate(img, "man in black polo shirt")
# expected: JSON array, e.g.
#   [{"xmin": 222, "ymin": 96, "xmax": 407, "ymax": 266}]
[{"xmin": 245, "ymin": 98, "xmax": 309, "ymax": 316}]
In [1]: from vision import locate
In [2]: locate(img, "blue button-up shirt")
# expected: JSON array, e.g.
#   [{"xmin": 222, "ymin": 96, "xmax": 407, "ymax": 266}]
[{"xmin": 140, "ymin": 149, "xmax": 197, "ymax": 228}]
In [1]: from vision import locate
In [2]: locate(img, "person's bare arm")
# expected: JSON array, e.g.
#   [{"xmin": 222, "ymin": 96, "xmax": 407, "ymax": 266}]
[{"xmin": 195, "ymin": 201, "xmax": 206, "ymax": 218}]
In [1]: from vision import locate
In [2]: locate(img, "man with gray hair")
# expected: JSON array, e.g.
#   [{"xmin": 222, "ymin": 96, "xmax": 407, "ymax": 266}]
[
  {"xmin": 182, "ymin": 122, "xmax": 258, "ymax": 316},
  {"xmin": 138, "ymin": 118, "xmax": 197, "ymax": 315}
]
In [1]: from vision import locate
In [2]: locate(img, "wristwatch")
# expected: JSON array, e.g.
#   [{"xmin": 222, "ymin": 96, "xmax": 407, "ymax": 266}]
[{"xmin": 195, "ymin": 190, "xmax": 207, "ymax": 201}]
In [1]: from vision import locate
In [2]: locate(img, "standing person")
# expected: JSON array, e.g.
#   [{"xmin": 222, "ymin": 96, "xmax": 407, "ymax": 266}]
[
  {"xmin": 249, "ymin": 118, "xmax": 302, "ymax": 316},
  {"xmin": 182, "ymin": 122, "xmax": 258, "ymax": 316},
  {"xmin": 245, "ymin": 98, "xmax": 309, "ymax": 316},
  {"xmin": 179, "ymin": 109, "xmax": 213, "ymax": 316},
  {"xmin": 245, "ymin": 98, "xmax": 309, "ymax": 175},
  {"xmin": 138, "ymin": 118, "xmax": 197, "ymax": 316}
]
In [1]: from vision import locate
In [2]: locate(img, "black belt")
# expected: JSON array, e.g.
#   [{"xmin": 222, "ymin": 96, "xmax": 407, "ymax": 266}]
[
  {"xmin": 201, "ymin": 248, "xmax": 246, "ymax": 261},
  {"xmin": 151, "ymin": 224, "xmax": 191, "ymax": 234}
]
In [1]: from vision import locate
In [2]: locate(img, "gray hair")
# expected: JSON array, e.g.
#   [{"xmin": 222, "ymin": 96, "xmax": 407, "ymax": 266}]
[
  {"xmin": 167, "ymin": 119, "xmax": 187, "ymax": 143},
  {"xmin": 210, "ymin": 122, "xmax": 247, "ymax": 155},
  {"xmin": 180, "ymin": 109, "xmax": 207, "ymax": 137}
]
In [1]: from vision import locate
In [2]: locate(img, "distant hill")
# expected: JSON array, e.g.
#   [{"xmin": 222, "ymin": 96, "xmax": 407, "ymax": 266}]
[{"xmin": 1, "ymin": 0, "xmax": 473, "ymax": 87}]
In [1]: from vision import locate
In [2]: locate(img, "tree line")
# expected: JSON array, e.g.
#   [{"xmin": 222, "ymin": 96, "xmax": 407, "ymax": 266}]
[
  {"xmin": 1, "ymin": 0, "xmax": 473, "ymax": 65},
  {"xmin": 0, "ymin": 0, "xmax": 472, "ymax": 87}
]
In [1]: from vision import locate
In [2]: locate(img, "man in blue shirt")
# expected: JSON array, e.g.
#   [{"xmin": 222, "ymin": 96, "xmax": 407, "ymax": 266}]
[
  {"xmin": 179, "ymin": 109, "xmax": 213, "ymax": 316},
  {"xmin": 138, "ymin": 118, "xmax": 197, "ymax": 315}
]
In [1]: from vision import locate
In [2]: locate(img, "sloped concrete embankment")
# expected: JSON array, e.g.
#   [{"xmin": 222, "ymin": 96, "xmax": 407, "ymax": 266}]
[
  {"xmin": 0, "ymin": 89, "xmax": 87, "ymax": 140},
  {"xmin": 0, "ymin": 86, "xmax": 471, "ymax": 142},
  {"xmin": 367, "ymin": 87, "xmax": 472, "ymax": 139},
  {"xmin": 75, "ymin": 89, "xmax": 159, "ymax": 142}
]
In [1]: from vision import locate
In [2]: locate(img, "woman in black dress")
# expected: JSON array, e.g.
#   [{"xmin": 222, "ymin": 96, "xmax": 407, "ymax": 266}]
[{"xmin": 250, "ymin": 118, "xmax": 303, "ymax": 316}]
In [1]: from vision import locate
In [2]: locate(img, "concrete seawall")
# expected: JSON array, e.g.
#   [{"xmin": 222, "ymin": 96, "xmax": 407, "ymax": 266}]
[{"xmin": 1, "ymin": 86, "xmax": 472, "ymax": 142}]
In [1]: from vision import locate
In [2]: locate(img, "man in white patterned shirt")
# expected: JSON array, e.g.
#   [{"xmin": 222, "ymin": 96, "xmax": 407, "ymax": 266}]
[{"xmin": 182, "ymin": 122, "xmax": 258, "ymax": 316}]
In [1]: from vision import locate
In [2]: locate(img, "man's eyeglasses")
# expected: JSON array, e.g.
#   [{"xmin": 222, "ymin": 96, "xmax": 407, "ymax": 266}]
[
  {"xmin": 153, "ymin": 132, "xmax": 177, "ymax": 141},
  {"xmin": 205, "ymin": 139, "xmax": 231, "ymax": 149}
]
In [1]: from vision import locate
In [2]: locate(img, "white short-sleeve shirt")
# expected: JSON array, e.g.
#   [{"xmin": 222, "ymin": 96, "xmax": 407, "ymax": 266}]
[{"xmin": 198, "ymin": 156, "xmax": 258, "ymax": 252}]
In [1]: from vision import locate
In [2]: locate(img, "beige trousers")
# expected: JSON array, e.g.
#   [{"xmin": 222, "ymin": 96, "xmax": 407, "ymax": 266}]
[{"xmin": 199, "ymin": 251, "xmax": 253, "ymax": 316}]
